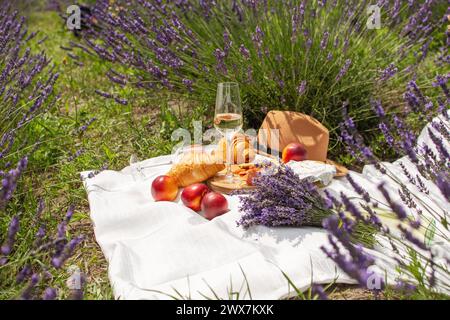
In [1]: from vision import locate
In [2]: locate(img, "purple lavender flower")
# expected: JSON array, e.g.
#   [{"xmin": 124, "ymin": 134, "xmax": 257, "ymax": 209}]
[
  {"xmin": 377, "ymin": 183, "xmax": 408, "ymax": 220},
  {"xmin": 436, "ymin": 172, "xmax": 450, "ymax": 201},
  {"xmin": 379, "ymin": 63, "xmax": 398, "ymax": 81},
  {"xmin": 320, "ymin": 31, "xmax": 330, "ymax": 50},
  {"xmin": 182, "ymin": 78, "xmax": 194, "ymax": 92},
  {"xmin": 297, "ymin": 80, "xmax": 307, "ymax": 96},
  {"xmin": 51, "ymin": 236, "xmax": 84, "ymax": 269},
  {"xmin": 239, "ymin": 44, "xmax": 250, "ymax": 60},
  {"xmin": 95, "ymin": 89, "xmax": 114, "ymax": 99},
  {"xmin": 391, "ymin": 0, "xmax": 401, "ymax": 19},
  {"xmin": 251, "ymin": 25, "xmax": 264, "ymax": 57},
  {"xmin": 311, "ymin": 284, "xmax": 328, "ymax": 300},
  {"xmin": 346, "ymin": 175, "xmax": 371, "ymax": 203},
  {"xmin": 1, "ymin": 157, "xmax": 28, "ymax": 207},
  {"xmin": 214, "ymin": 48, "xmax": 227, "ymax": 74},
  {"xmin": 114, "ymin": 97, "xmax": 128, "ymax": 105},
  {"xmin": 43, "ymin": 288, "xmax": 57, "ymax": 300},
  {"xmin": 432, "ymin": 74, "xmax": 450, "ymax": 100},
  {"xmin": 21, "ymin": 273, "xmax": 40, "ymax": 300},
  {"xmin": 291, "ymin": 1, "xmax": 305, "ymax": 41},
  {"xmin": 79, "ymin": 117, "xmax": 97, "ymax": 133},
  {"xmin": 16, "ymin": 265, "xmax": 32, "ymax": 284},
  {"xmin": 321, "ymin": 215, "xmax": 382, "ymax": 289},
  {"xmin": 1, "ymin": 215, "xmax": 19, "ymax": 255},
  {"xmin": 68, "ymin": 148, "xmax": 85, "ymax": 162},
  {"xmin": 223, "ymin": 31, "xmax": 232, "ymax": 56},
  {"xmin": 335, "ymin": 59, "xmax": 352, "ymax": 82}
]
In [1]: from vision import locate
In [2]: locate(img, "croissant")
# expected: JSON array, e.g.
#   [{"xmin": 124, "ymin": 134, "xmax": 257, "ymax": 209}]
[
  {"xmin": 167, "ymin": 150, "xmax": 225, "ymax": 187},
  {"xmin": 214, "ymin": 133, "xmax": 256, "ymax": 164}
]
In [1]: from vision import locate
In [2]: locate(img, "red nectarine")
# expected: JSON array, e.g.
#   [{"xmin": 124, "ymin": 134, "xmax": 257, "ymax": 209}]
[
  {"xmin": 201, "ymin": 192, "xmax": 229, "ymax": 220},
  {"xmin": 281, "ymin": 142, "xmax": 307, "ymax": 163},
  {"xmin": 181, "ymin": 183, "xmax": 209, "ymax": 211}
]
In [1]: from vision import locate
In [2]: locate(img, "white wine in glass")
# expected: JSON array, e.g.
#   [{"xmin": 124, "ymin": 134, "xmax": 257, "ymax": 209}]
[{"xmin": 214, "ymin": 82, "xmax": 243, "ymax": 183}]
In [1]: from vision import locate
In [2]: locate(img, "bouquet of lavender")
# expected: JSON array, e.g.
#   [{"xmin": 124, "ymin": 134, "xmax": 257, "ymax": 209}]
[
  {"xmin": 236, "ymin": 163, "xmax": 376, "ymax": 246},
  {"xmin": 237, "ymin": 163, "xmax": 327, "ymax": 228}
]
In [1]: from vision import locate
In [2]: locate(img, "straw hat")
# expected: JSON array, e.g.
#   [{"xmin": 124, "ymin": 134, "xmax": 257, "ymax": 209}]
[{"xmin": 257, "ymin": 110, "xmax": 348, "ymax": 176}]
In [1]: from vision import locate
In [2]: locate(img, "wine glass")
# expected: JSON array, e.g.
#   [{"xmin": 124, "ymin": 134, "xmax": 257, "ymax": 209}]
[{"xmin": 214, "ymin": 82, "xmax": 243, "ymax": 183}]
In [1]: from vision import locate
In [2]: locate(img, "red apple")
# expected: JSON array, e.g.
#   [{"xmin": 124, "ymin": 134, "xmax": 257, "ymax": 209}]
[
  {"xmin": 281, "ymin": 142, "xmax": 307, "ymax": 163},
  {"xmin": 201, "ymin": 192, "xmax": 229, "ymax": 220},
  {"xmin": 181, "ymin": 183, "xmax": 209, "ymax": 211},
  {"xmin": 151, "ymin": 175, "xmax": 178, "ymax": 201}
]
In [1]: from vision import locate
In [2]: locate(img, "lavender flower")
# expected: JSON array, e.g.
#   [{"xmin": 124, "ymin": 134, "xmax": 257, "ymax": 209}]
[
  {"xmin": 335, "ymin": 59, "xmax": 351, "ymax": 82},
  {"xmin": 214, "ymin": 48, "xmax": 227, "ymax": 74},
  {"xmin": 237, "ymin": 163, "xmax": 327, "ymax": 229},
  {"xmin": 321, "ymin": 215, "xmax": 382, "ymax": 289},
  {"xmin": 236, "ymin": 163, "xmax": 375, "ymax": 245},
  {"xmin": 43, "ymin": 288, "xmax": 57, "ymax": 300},
  {"xmin": 320, "ymin": 31, "xmax": 329, "ymax": 50},
  {"xmin": 379, "ymin": 63, "xmax": 398, "ymax": 81},
  {"xmin": 239, "ymin": 44, "xmax": 250, "ymax": 60},
  {"xmin": 78, "ymin": 117, "xmax": 97, "ymax": 133},
  {"xmin": 346, "ymin": 175, "xmax": 371, "ymax": 203},
  {"xmin": 251, "ymin": 25, "xmax": 264, "ymax": 57},
  {"xmin": 1, "ymin": 215, "xmax": 19, "ymax": 256},
  {"xmin": 94, "ymin": 89, "xmax": 114, "ymax": 99},
  {"xmin": 223, "ymin": 31, "xmax": 232, "ymax": 56},
  {"xmin": 311, "ymin": 284, "xmax": 328, "ymax": 300},
  {"xmin": 0, "ymin": 0, "xmax": 84, "ymax": 302},
  {"xmin": 182, "ymin": 78, "xmax": 193, "ymax": 92},
  {"xmin": 432, "ymin": 74, "xmax": 450, "ymax": 100},
  {"xmin": 297, "ymin": 80, "xmax": 307, "ymax": 96}
]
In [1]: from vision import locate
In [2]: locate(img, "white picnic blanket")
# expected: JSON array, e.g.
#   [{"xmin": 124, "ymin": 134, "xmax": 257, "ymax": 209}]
[{"xmin": 82, "ymin": 113, "xmax": 449, "ymax": 299}]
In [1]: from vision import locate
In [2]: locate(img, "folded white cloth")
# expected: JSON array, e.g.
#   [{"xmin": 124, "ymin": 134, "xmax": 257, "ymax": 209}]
[{"xmin": 82, "ymin": 113, "xmax": 449, "ymax": 299}]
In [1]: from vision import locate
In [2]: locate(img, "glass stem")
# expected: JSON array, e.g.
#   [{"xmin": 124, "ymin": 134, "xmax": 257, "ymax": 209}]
[{"xmin": 225, "ymin": 131, "xmax": 233, "ymax": 181}]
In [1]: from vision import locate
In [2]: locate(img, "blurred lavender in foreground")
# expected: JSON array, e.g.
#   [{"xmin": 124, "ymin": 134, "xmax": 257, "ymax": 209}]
[{"xmin": 316, "ymin": 71, "xmax": 450, "ymax": 298}]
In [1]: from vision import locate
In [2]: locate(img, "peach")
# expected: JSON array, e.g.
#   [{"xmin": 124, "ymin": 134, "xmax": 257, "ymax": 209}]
[
  {"xmin": 201, "ymin": 192, "xmax": 229, "ymax": 220},
  {"xmin": 281, "ymin": 142, "xmax": 307, "ymax": 163},
  {"xmin": 151, "ymin": 175, "xmax": 178, "ymax": 201},
  {"xmin": 181, "ymin": 183, "xmax": 209, "ymax": 212}
]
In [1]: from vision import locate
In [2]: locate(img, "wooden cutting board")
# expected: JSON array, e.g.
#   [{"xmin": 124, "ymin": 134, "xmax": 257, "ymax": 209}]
[
  {"xmin": 207, "ymin": 152, "xmax": 348, "ymax": 194},
  {"xmin": 207, "ymin": 165, "xmax": 256, "ymax": 194}
]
